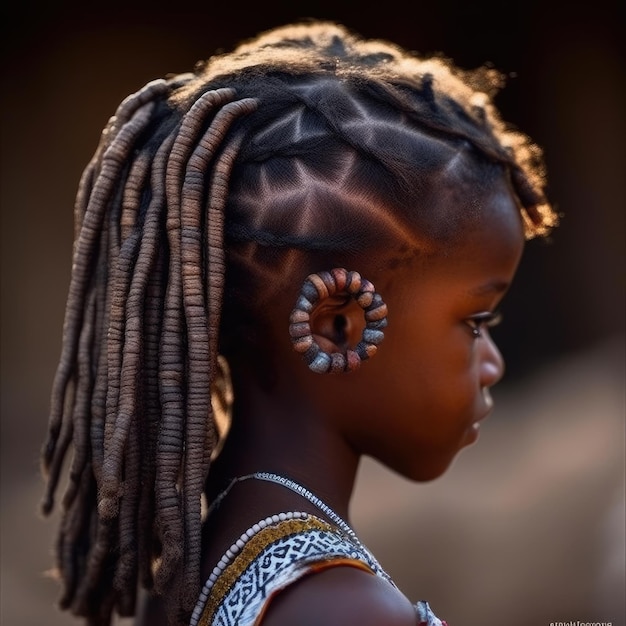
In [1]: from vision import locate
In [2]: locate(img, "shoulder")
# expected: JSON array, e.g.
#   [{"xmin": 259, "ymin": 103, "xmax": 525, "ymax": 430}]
[{"xmin": 260, "ymin": 564, "xmax": 418, "ymax": 626}]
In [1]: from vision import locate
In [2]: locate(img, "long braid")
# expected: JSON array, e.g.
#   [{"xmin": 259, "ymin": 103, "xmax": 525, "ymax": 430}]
[
  {"xmin": 178, "ymin": 98, "xmax": 259, "ymax": 612},
  {"xmin": 42, "ymin": 104, "xmax": 159, "ymax": 613},
  {"xmin": 132, "ymin": 140, "xmax": 175, "ymax": 595},
  {"xmin": 110, "ymin": 141, "xmax": 174, "ymax": 613},
  {"xmin": 60, "ymin": 285, "xmax": 97, "ymax": 512},
  {"xmin": 42, "ymin": 96, "xmax": 161, "ymax": 504},
  {"xmin": 137, "ymin": 250, "xmax": 166, "ymax": 591},
  {"xmin": 154, "ymin": 87, "xmax": 236, "ymax": 603},
  {"xmin": 74, "ymin": 101, "xmax": 162, "ymax": 623}
]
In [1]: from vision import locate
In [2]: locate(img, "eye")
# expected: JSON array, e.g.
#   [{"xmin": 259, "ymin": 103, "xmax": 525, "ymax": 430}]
[{"xmin": 465, "ymin": 311, "xmax": 502, "ymax": 338}]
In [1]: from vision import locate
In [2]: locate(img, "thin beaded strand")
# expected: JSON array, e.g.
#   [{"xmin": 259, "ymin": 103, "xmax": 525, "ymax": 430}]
[
  {"xmin": 247, "ymin": 472, "xmax": 393, "ymax": 583},
  {"xmin": 251, "ymin": 472, "xmax": 357, "ymax": 538},
  {"xmin": 206, "ymin": 472, "xmax": 356, "ymax": 538}
]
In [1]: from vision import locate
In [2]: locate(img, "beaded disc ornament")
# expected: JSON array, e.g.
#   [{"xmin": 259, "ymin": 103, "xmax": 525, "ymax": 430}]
[{"xmin": 289, "ymin": 268, "xmax": 388, "ymax": 373}]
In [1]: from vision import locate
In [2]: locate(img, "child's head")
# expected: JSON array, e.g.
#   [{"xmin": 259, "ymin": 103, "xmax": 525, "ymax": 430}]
[
  {"xmin": 183, "ymin": 22, "xmax": 554, "ymax": 368},
  {"xmin": 41, "ymin": 20, "xmax": 557, "ymax": 625}
]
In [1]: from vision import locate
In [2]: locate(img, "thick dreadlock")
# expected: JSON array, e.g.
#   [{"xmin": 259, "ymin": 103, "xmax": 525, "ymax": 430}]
[{"xmin": 41, "ymin": 20, "xmax": 557, "ymax": 626}]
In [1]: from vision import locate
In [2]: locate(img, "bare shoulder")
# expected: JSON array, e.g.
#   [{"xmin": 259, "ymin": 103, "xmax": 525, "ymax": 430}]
[{"xmin": 260, "ymin": 565, "xmax": 418, "ymax": 626}]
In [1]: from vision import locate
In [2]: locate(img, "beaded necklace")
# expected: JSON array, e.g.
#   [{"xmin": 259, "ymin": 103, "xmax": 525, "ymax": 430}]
[
  {"xmin": 192, "ymin": 471, "xmax": 395, "ymax": 625},
  {"xmin": 207, "ymin": 471, "xmax": 357, "ymax": 538}
]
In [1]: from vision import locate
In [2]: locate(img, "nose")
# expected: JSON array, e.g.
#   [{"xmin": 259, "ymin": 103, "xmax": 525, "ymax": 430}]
[{"xmin": 479, "ymin": 332, "xmax": 505, "ymax": 388}]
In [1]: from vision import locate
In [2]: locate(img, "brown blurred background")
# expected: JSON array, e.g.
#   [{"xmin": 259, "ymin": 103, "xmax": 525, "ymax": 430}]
[{"xmin": 1, "ymin": 1, "xmax": 624, "ymax": 625}]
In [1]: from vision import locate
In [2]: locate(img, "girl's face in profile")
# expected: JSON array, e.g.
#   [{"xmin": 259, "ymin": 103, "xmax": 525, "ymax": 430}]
[{"xmin": 332, "ymin": 182, "xmax": 526, "ymax": 482}]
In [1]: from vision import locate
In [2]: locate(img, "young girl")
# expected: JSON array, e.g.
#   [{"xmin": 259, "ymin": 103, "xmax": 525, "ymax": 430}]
[{"xmin": 40, "ymin": 20, "xmax": 557, "ymax": 626}]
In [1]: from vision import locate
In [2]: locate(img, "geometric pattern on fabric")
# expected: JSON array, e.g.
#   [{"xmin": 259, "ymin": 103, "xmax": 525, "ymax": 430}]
[{"xmin": 189, "ymin": 513, "xmax": 447, "ymax": 626}]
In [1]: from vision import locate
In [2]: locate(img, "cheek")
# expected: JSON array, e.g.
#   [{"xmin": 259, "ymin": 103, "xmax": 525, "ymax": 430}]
[
  {"xmin": 419, "ymin": 329, "xmax": 478, "ymax": 383},
  {"xmin": 419, "ymin": 345, "xmax": 483, "ymax": 420}
]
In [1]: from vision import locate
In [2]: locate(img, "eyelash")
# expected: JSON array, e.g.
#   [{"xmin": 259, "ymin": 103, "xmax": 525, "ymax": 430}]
[{"xmin": 465, "ymin": 311, "xmax": 503, "ymax": 338}]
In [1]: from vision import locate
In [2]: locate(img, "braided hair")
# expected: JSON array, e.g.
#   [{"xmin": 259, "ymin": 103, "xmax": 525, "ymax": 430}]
[{"xmin": 41, "ymin": 20, "xmax": 557, "ymax": 626}]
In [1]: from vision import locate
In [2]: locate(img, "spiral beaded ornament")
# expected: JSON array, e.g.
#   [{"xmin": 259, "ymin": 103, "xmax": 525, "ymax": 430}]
[{"xmin": 289, "ymin": 269, "xmax": 388, "ymax": 374}]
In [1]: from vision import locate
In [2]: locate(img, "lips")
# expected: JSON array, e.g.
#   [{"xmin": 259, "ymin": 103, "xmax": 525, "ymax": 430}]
[
  {"xmin": 470, "ymin": 389, "xmax": 494, "ymax": 425},
  {"xmin": 465, "ymin": 390, "xmax": 494, "ymax": 443},
  {"xmin": 481, "ymin": 386, "xmax": 494, "ymax": 412}
]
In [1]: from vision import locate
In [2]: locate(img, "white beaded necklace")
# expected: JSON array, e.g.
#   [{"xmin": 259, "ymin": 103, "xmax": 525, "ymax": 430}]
[{"xmin": 190, "ymin": 509, "xmax": 310, "ymax": 626}]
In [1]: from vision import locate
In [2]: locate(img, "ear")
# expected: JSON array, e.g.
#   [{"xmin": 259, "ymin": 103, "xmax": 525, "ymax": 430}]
[{"xmin": 309, "ymin": 297, "xmax": 366, "ymax": 354}]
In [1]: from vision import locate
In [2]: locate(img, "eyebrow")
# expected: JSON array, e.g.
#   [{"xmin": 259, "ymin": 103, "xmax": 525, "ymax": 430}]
[{"xmin": 468, "ymin": 280, "xmax": 510, "ymax": 297}]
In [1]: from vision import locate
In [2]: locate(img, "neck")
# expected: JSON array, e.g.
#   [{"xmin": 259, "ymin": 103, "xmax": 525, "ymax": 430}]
[{"xmin": 207, "ymin": 384, "xmax": 360, "ymax": 523}]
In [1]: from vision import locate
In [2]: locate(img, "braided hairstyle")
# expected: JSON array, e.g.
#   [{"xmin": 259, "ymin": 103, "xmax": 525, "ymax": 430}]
[{"xmin": 41, "ymin": 20, "xmax": 557, "ymax": 626}]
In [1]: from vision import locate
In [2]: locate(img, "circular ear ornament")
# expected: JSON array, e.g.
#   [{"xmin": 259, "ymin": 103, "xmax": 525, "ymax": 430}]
[{"xmin": 288, "ymin": 268, "xmax": 388, "ymax": 374}]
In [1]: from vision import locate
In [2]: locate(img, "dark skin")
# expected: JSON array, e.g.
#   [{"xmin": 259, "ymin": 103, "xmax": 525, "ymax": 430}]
[{"xmin": 138, "ymin": 175, "xmax": 525, "ymax": 625}]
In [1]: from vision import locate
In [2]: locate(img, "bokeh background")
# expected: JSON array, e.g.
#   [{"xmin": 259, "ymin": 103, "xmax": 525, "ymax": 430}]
[{"xmin": 1, "ymin": 1, "xmax": 624, "ymax": 625}]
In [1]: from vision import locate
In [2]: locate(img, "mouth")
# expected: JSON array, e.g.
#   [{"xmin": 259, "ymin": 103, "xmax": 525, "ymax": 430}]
[
  {"xmin": 481, "ymin": 387, "xmax": 494, "ymax": 412},
  {"xmin": 466, "ymin": 390, "xmax": 494, "ymax": 443}
]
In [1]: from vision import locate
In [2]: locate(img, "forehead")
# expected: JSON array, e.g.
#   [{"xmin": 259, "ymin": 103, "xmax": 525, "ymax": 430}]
[
  {"xmin": 358, "ymin": 191, "xmax": 524, "ymax": 320},
  {"xmin": 464, "ymin": 179, "xmax": 524, "ymax": 261},
  {"xmin": 425, "ymin": 178, "xmax": 526, "ymax": 287}
]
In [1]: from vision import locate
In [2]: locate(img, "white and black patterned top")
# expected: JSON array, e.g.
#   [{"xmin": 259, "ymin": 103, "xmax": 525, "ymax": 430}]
[{"xmin": 190, "ymin": 513, "xmax": 447, "ymax": 626}]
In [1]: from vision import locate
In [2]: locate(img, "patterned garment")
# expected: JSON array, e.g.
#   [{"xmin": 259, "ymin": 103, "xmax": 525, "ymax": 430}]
[{"xmin": 190, "ymin": 512, "xmax": 447, "ymax": 626}]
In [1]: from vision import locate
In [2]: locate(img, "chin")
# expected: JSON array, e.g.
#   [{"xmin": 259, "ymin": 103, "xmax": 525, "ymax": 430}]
[
  {"xmin": 400, "ymin": 454, "xmax": 459, "ymax": 483},
  {"xmin": 463, "ymin": 421, "xmax": 481, "ymax": 446},
  {"xmin": 398, "ymin": 434, "xmax": 486, "ymax": 483}
]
